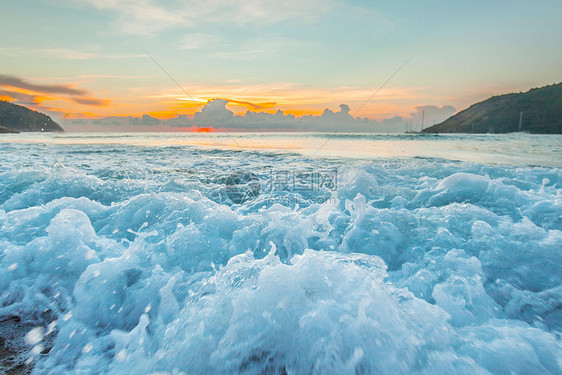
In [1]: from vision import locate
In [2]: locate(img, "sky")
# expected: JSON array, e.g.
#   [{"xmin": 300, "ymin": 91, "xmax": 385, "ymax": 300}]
[{"xmin": 0, "ymin": 0, "xmax": 561, "ymax": 132}]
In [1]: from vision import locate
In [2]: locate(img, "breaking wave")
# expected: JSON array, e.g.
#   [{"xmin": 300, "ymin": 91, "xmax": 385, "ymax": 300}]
[{"xmin": 0, "ymin": 141, "xmax": 561, "ymax": 374}]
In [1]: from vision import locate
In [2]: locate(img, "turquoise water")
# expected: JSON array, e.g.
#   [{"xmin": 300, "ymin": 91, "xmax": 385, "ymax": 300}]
[{"xmin": 0, "ymin": 132, "xmax": 560, "ymax": 374}]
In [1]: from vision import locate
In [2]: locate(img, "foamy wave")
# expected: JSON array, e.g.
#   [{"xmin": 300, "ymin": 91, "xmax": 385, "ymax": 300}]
[{"xmin": 0, "ymin": 146, "xmax": 560, "ymax": 374}]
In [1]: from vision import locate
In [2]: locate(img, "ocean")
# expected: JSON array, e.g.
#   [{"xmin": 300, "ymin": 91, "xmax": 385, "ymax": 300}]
[{"xmin": 0, "ymin": 132, "xmax": 561, "ymax": 374}]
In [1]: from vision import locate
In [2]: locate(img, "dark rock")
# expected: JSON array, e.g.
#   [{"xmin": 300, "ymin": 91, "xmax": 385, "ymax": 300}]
[
  {"xmin": 0, "ymin": 101, "xmax": 63, "ymax": 132},
  {"xmin": 0, "ymin": 316, "xmax": 56, "ymax": 374}
]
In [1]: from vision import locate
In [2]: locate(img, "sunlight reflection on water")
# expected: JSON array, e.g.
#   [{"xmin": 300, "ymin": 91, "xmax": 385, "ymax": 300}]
[{"xmin": 1, "ymin": 132, "xmax": 560, "ymax": 167}]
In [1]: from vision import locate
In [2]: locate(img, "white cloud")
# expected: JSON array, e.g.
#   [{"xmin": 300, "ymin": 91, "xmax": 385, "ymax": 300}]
[
  {"xmin": 74, "ymin": 0, "xmax": 334, "ymax": 34},
  {"xmin": 179, "ymin": 33, "xmax": 222, "ymax": 50},
  {"xmin": 82, "ymin": 0, "xmax": 186, "ymax": 34}
]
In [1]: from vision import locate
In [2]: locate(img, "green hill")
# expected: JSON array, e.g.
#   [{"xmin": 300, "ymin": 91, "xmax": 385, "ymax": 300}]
[
  {"xmin": 0, "ymin": 101, "xmax": 63, "ymax": 132},
  {"xmin": 423, "ymin": 83, "xmax": 562, "ymax": 134}
]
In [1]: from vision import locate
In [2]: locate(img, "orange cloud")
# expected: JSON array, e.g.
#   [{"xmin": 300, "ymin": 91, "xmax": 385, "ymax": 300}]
[
  {"xmin": 0, "ymin": 74, "xmax": 88, "ymax": 96},
  {"xmin": 0, "ymin": 75, "xmax": 110, "ymax": 116},
  {"xmin": 70, "ymin": 96, "xmax": 110, "ymax": 106},
  {"xmin": 165, "ymin": 101, "xmax": 206, "ymax": 115},
  {"xmin": 143, "ymin": 97, "xmax": 277, "ymax": 120},
  {"xmin": 218, "ymin": 98, "xmax": 277, "ymax": 111}
]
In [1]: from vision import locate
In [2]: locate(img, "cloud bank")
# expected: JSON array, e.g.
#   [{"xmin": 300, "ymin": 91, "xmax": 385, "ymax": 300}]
[{"xmin": 64, "ymin": 99, "xmax": 456, "ymax": 133}]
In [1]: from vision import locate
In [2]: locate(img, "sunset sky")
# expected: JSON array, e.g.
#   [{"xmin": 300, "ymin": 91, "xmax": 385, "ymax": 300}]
[{"xmin": 1, "ymin": 0, "xmax": 561, "ymax": 131}]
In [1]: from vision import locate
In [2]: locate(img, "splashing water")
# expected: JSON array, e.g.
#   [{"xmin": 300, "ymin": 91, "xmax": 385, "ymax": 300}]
[{"xmin": 0, "ymin": 133, "xmax": 561, "ymax": 374}]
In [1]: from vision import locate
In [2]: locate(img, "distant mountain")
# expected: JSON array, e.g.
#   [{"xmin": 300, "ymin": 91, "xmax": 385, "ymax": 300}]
[
  {"xmin": 0, "ymin": 101, "xmax": 63, "ymax": 132},
  {"xmin": 422, "ymin": 83, "xmax": 562, "ymax": 134}
]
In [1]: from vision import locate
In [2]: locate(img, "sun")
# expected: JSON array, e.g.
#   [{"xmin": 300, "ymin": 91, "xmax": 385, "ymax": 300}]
[{"xmin": 193, "ymin": 127, "xmax": 214, "ymax": 133}]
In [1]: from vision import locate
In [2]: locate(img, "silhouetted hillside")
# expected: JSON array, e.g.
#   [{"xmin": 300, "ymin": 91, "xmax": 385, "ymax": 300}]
[
  {"xmin": 0, "ymin": 101, "xmax": 63, "ymax": 132},
  {"xmin": 423, "ymin": 83, "xmax": 562, "ymax": 134}
]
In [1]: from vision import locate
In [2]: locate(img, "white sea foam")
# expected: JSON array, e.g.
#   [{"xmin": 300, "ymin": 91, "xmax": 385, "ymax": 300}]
[{"xmin": 0, "ymin": 135, "xmax": 560, "ymax": 374}]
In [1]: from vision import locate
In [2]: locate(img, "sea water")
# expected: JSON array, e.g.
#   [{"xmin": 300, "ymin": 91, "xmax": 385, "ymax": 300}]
[{"xmin": 0, "ymin": 132, "xmax": 560, "ymax": 374}]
